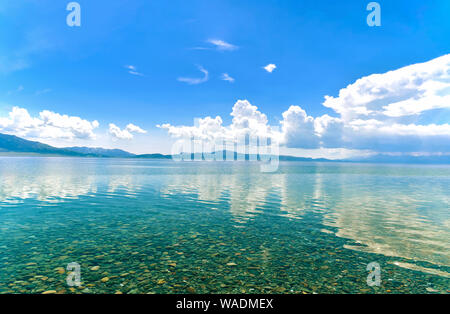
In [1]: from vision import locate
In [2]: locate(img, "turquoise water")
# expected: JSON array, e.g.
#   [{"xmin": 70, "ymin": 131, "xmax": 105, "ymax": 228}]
[{"xmin": 0, "ymin": 157, "xmax": 448, "ymax": 294}]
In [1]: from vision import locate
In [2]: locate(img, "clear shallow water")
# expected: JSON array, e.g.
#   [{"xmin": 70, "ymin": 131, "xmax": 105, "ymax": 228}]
[{"xmin": 0, "ymin": 157, "xmax": 448, "ymax": 294}]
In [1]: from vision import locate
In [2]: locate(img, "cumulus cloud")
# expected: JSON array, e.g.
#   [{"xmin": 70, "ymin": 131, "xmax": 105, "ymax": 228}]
[
  {"xmin": 280, "ymin": 106, "xmax": 319, "ymax": 149},
  {"xmin": 177, "ymin": 65, "xmax": 209, "ymax": 85},
  {"xmin": 323, "ymin": 54, "xmax": 450, "ymax": 120},
  {"xmin": 109, "ymin": 123, "xmax": 147, "ymax": 140},
  {"xmin": 125, "ymin": 123, "xmax": 146, "ymax": 134},
  {"xmin": 263, "ymin": 64, "xmax": 277, "ymax": 73},
  {"xmin": 159, "ymin": 54, "xmax": 450, "ymax": 154},
  {"xmin": 159, "ymin": 100, "xmax": 276, "ymax": 145},
  {"xmin": 0, "ymin": 106, "xmax": 99, "ymax": 140}
]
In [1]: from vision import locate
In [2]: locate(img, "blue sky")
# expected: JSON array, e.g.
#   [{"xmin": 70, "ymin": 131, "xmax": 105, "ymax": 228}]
[{"xmin": 0, "ymin": 0, "xmax": 449, "ymax": 156}]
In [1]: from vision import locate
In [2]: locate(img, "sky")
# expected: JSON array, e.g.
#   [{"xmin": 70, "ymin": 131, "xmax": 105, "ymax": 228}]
[{"xmin": 0, "ymin": 0, "xmax": 449, "ymax": 158}]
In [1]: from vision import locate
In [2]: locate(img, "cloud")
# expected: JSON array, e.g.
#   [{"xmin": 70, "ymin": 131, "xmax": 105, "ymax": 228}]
[
  {"xmin": 280, "ymin": 106, "xmax": 320, "ymax": 149},
  {"xmin": 7, "ymin": 85, "xmax": 24, "ymax": 95},
  {"xmin": 35, "ymin": 88, "xmax": 52, "ymax": 96},
  {"xmin": 159, "ymin": 100, "xmax": 275, "ymax": 145},
  {"xmin": 323, "ymin": 54, "xmax": 450, "ymax": 120},
  {"xmin": 125, "ymin": 65, "xmax": 144, "ymax": 76},
  {"xmin": 263, "ymin": 64, "xmax": 277, "ymax": 73},
  {"xmin": 221, "ymin": 73, "xmax": 235, "ymax": 83},
  {"xmin": 125, "ymin": 123, "xmax": 147, "ymax": 134},
  {"xmin": 0, "ymin": 106, "xmax": 99, "ymax": 140},
  {"xmin": 207, "ymin": 39, "xmax": 238, "ymax": 51},
  {"xmin": 0, "ymin": 28, "xmax": 57, "ymax": 74},
  {"xmin": 109, "ymin": 123, "xmax": 147, "ymax": 140},
  {"xmin": 177, "ymin": 65, "xmax": 209, "ymax": 85},
  {"xmin": 160, "ymin": 55, "xmax": 450, "ymax": 154}
]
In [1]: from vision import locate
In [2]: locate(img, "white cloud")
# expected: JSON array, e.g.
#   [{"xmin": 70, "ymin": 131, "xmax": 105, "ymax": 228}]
[
  {"xmin": 207, "ymin": 39, "xmax": 238, "ymax": 51},
  {"xmin": 221, "ymin": 73, "xmax": 235, "ymax": 83},
  {"xmin": 126, "ymin": 123, "xmax": 147, "ymax": 135},
  {"xmin": 280, "ymin": 106, "xmax": 320, "ymax": 149},
  {"xmin": 159, "ymin": 100, "xmax": 275, "ymax": 144},
  {"xmin": 0, "ymin": 106, "xmax": 99, "ymax": 140},
  {"xmin": 109, "ymin": 123, "xmax": 147, "ymax": 140},
  {"xmin": 35, "ymin": 88, "xmax": 52, "ymax": 96},
  {"xmin": 109, "ymin": 124, "xmax": 132, "ymax": 140},
  {"xmin": 0, "ymin": 28, "xmax": 57, "ymax": 74},
  {"xmin": 125, "ymin": 65, "xmax": 144, "ymax": 76},
  {"xmin": 177, "ymin": 65, "xmax": 209, "ymax": 85},
  {"xmin": 230, "ymin": 100, "xmax": 273, "ymax": 139},
  {"xmin": 323, "ymin": 54, "xmax": 450, "ymax": 120},
  {"xmin": 263, "ymin": 64, "xmax": 277, "ymax": 73},
  {"xmin": 160, "ymin": 55, "xmax": 450, "ymax": 155},
  {"xmin": 7, "ymin": 85, "xmax": 24, "ymax": 95},
  {"xmin": 159, "ymin": 116, "xmax": 225, "ymax": 141}
]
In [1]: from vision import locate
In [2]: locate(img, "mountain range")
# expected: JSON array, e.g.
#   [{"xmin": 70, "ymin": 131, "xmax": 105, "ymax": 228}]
[
  {"xmin": 0, "ymin": 133, "xmax": 170, "ymax": 158},
  {"xmin": 0, "ymin": 132, "xmax": 448, "ymax": 164}
]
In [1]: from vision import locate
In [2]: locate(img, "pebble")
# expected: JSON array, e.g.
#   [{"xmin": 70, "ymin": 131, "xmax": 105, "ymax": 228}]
[
  {"xmin": 101, "ymin": 277, "xmax": 110, "ymax": 283},
  {"xmin": 426, "ymin": 287, "xmax": 439, "ymax": 293}
]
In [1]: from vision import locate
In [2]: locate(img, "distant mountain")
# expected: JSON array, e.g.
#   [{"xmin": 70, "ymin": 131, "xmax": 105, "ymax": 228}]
[
  {"xmin": 1, "ymin": 132, "xmax": 448, "ymax": 164},
  {"xmin": 65, "ymin": 146, "xmax": 135, "ymax": 158},
  {"xmin": 0, "ymin": 132, "xmax": 171, "ymax": 159},
  {"xmin": 0, "ymin": 133, "xmax": 86, "ymax": 156},
  {"xmin": 350, "ymin": 154, "xmax": 450, "ymax": 164},
  {"xmin": 174, "ymin": 151, "xmax": 333, "ymax": 162},
  {"xmin": 135, "ymin": 153, "xmax": 171, "ymax": 159}
]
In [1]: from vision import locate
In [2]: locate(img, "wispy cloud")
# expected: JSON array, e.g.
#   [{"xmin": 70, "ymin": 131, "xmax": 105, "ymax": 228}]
[
  {"xmin": 177, "ymin": 65, "xmax": 209, "ymax": 85},
  {"xmin": 125, "ymin": 65, "xmax": 144, "ymax": 76},
  {"xmin": 221, "ymin": 73, "xmax": 235, "ymax": 83},
  {"xmin": 7, "ymin": 85, "xmax": 24, "ymax": 95},
  {"xmin": 190, "ymin": 39, "xmax": 238, "ymax": 51},
  {"xmin": 1, "ymin": 28, "xmax": 57, "ymax": 74},
  {"xmin": 189, "ymin": 47, "xmax": 211, "ymax": 51},
  {"xmin": 35, "ymin": 88, "xmax": 52, "ymax": 96},
  {"xmin": 263, "ymin": 64, "xmax": 277, "ymax": 73},
  {"xmin": 207, "ymin": 39, "xmax": 238, "ymax": 51}
]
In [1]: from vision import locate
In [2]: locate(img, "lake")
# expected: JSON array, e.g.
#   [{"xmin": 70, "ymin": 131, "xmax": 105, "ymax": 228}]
[{"xmin": 0, "ymin": 157, "xmax": 448, "ymax": 294}]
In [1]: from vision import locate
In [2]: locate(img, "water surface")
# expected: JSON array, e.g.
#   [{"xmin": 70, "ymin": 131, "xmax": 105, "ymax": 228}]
[{"xmin": 0, "ymin": 157, "xmax": 448, "ymax": 294}]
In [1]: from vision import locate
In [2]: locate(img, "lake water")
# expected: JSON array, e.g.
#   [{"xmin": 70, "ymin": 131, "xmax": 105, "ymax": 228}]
[{"xmin": 0, "ymin": 157, "xmax": 448, "ymax": 294}]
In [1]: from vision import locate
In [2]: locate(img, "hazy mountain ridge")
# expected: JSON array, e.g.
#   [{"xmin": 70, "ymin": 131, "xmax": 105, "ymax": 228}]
[
  {"xmin": 0, "ymin": 133, "xmax": 448, "ymax": 164},
  {"xmin": 0, "ymin": 133, "xmax": 170, "ymax": 158},
  {"xmin": 0, "ymin": 133, "xmax": 86, "ymax": 157},
  {"xmin": 65, "ymin": 146, "xmax": 135, "ymax": 158}
]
